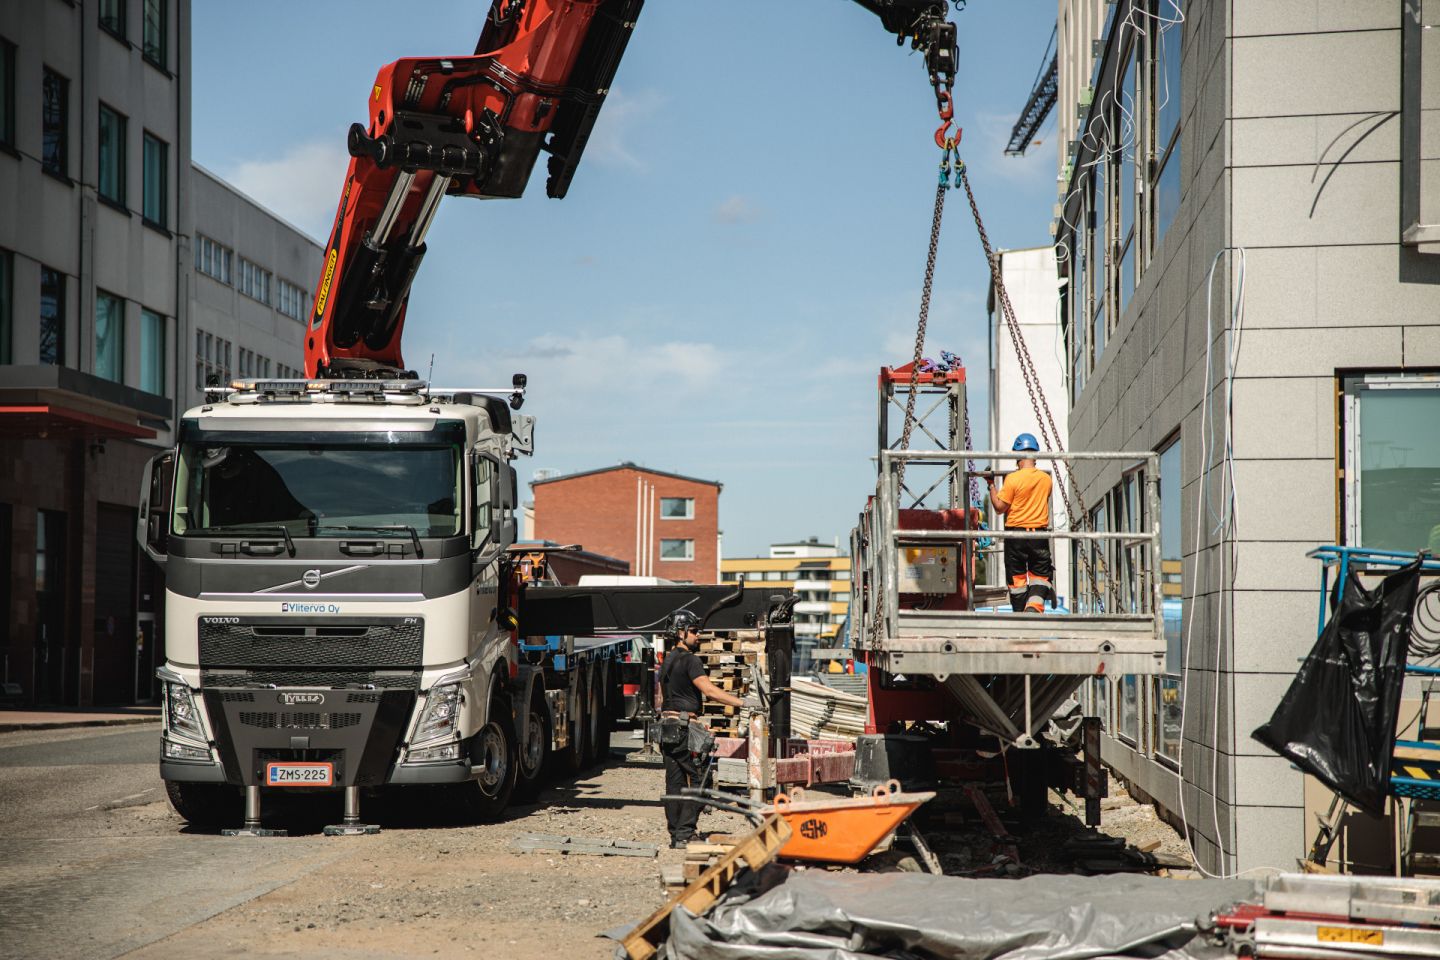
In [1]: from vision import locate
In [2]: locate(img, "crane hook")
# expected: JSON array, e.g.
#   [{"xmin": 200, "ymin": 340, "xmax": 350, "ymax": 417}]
[{"xmin": 933, "ymin": 88, "xmax": 961, "ymax": 151}]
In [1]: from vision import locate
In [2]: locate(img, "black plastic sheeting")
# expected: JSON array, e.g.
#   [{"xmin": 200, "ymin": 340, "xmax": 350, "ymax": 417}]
[
  {"xmin": 613, "ymin": 869, "xmax": 1257, "ymax": 960},
  {"xmin": 1253, "ymin": 559, "xmax": 1423, "ymax": 817}
]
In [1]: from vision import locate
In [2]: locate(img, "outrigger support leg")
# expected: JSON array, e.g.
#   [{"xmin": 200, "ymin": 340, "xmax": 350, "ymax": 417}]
[
  {"xmin": 324, "ymin": 785, "xmax": 380, "ymax": 837},
  {"xmin": 222, "ymin": 785, "xmax": 287, "ymax": 837}
]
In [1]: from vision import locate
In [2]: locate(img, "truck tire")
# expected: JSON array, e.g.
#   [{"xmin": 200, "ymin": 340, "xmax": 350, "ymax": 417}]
[
  {"xmin": 512, "ymin": 688, "xmax": 550, "ymax": 803},
  {"xmin": 448, "ymin": 692, "xmax": 517, "ymax": 822},
  {"xmin": 560, "ymin": 672, "xmax": 592, "ymax": 776},
  {"xmin": 581, "ymin": 673, "xmax": 604, "ymax": 768},
  {"xmin": 164, "ymin": 781, "xmax": 241, "ymax": 830}
]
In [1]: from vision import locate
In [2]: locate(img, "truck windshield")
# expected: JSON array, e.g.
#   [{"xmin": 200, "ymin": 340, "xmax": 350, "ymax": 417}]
[{"xmin": 172, "ymin": 437, "xmax": 464, "ymax": 539}]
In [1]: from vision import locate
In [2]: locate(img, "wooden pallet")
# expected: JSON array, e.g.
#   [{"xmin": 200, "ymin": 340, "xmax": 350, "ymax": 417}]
[{"xmin": 621, "ymin": 813, "xmax": 792, "ymax": 960}]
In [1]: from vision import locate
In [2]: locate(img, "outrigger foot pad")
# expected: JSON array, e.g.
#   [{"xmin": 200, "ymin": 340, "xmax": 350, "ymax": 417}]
[
  {"xmin": 323, "ymin": 823, "xmax": 381, "ymax": 836},
  {"xmin": 222, "ymin": 826, "xmax": 288, "ymax": 837}
]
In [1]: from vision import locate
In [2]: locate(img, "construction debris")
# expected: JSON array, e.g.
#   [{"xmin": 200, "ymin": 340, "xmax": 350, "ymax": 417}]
[{"xmin": 508, "ymin": 833, "xmax": 658, "ymax": 858}]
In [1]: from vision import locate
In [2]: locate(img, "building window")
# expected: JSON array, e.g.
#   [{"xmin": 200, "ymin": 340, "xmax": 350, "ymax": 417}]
[
  {"xmin": 98, "ymin": 104, "xmax": 126, "ymax": 205},
  {"xmin": 100, "ymin": 0, "xmax": 127, "ymax": 40},
  {"xmin": 239, "ymin": 258, "xmax": 271, "ymax": 305},
  {"xmin": 195, "ymin": 236, "xmax": 233, "ymax": 285},
  {"xmin": 659, "ymin": 539, "xmax": 694, "ymax": 561},
  {"xmin": 142, "ymin": 132, "xmax": 167, "ymax": 227},
  {"xmin": 140, "ymin": 308, "xmax": 165, "ymax": 395},
  {"xmin": 1156, "ymin": 433, "xmax": 1182, "ymax": 762},
  {"xmin": 1343, "ymin": 373, "xmax": 1440, "ymax": 552},
  {"xmin": 42, "ymin": 69, "xmax": 68, "ymax": 177},
  {"xmin": 1115, "ymin": 43, "xmax": 1137, "ymax": 314},
  {"xmin": 39, "ymin": 266, "xmax": 64, "ymax": 366},
  {"xmin": 95, "ymin": 291, "xmax": 124, "ymax": 382},
  {"xmin": 659, "ymin": 497, "xmax": 694, "ymax": 519},
  {"xmin": 1090, "ymin": 157, "xmax": 1107, "ymax": 367},
  {"xmin": 195, "ymin": 330, "xmax": 232, "ymax": 390},
  {"xmin": 276, "ymin": 278, "xmax": 308, "ymax": 320},
  {"xmin": 0, "ymin": 249, "xmax": 10, "ymax": 364},
  {"xmin": 0, "ymin": 38, "xmax": 15, "ymax": 149},
  {"xmin": 142, "ymin": 0, "xmax": 167, "ymax": 69},
  {"xmin": 1151, "ymin": 1, "xmax": 1183, "ymax": 252}
]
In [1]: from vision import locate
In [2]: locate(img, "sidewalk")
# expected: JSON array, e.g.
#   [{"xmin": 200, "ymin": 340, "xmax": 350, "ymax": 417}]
[{"xmin": 0, "ymin": 705, "xmax": 162, "ymax": 734}]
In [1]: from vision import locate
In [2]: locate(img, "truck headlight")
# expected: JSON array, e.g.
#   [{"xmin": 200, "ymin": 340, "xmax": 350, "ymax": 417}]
[
  {"xmin": 163, "ymin": 738, "xmax": 212, "ymax": 761},
  {"xmin": 408, "ymin": 742, "xmax": 461, "ymax": 763},
  {"xmin": 165, "ymin": 681, "xmax": 206, "ymax": 742},
  {"xmin": 414, "ymin": 683, "xmax": 463, "ymax": 744}
]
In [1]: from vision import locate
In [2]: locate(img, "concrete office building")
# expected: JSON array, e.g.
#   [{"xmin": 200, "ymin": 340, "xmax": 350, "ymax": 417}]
[
  {"xmin": 987, "ymin": 245, "xmax": 1070, "ymax": 609},
  {"xmin": 1054, "ymin": 0, "xmax": 1440, "ymax": 874},
  {"xmin": 0, "ymin": 0, "xmax": 317, "ymax": 707}
]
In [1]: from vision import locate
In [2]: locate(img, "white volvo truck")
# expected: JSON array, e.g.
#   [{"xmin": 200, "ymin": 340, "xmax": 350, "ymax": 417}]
[{"xmin": 136, "ymin": 376, "xmax": 632, "ymax": 836}]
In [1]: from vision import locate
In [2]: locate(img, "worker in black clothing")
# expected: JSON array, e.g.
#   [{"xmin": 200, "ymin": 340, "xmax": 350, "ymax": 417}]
[{"xmin": 656, "ymin": 609, "xmax": 745, "ymax": 849}]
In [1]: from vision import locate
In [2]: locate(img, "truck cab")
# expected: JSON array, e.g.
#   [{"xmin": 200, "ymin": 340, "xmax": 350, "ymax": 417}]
[{"xmin": 138, "ymin": 377, "xmax": 535, "ymax": 831}]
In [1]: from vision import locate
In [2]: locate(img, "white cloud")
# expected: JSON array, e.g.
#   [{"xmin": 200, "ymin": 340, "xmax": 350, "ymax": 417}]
[
  {"xmin": 964, "ymin": 110, "xmax": 1057, "ymax": 187},
  {"xmin": 219, "ymin": 140, "xmax": 352, "ymax": 242},
  {"xmin": 713, "ymin": 194, "xmax": 763, "ymax": 225},
  {"xmin": 584, "ymin": 87, "xmax": 666, "ymax": 173}
]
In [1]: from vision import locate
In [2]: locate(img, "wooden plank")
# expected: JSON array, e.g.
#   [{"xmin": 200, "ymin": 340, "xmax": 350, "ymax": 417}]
[{"xmin": 622, "ymin": 814, "xmax": 792, "ymax": 960}]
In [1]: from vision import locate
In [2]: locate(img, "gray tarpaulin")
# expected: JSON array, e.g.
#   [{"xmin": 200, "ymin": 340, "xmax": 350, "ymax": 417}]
[{"xmin": 625, "ymin": 869, "xmax": 1258, "ymax": 960}]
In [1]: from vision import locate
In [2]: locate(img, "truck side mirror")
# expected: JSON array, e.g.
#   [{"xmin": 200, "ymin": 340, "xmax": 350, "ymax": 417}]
[{"xmin": 136, "ymin": 450, "xmax": 174, "ymax": 566}]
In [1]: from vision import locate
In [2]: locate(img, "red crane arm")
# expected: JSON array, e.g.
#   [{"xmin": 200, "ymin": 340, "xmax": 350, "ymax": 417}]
[{"xmin": 304, "ymin": 0, "xmax": 954, "ymax": 380}]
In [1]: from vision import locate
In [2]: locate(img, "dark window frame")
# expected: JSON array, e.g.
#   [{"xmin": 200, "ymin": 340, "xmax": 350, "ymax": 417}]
[
  {"xmin": 0, "ymin": 37, "xmax": 15, "ymax": 150},
  {"xmin": 94, "ymin": 289, "xmax": 125, "ymax": 383},
  {"xmin": 99, "ymin": 0, "xmax": 128, "ymax": 43},
  {"xmin": 139, "ymin": 307, "xmax": 166, "ymax": 396},
  {"xmin": 39, "ymin": 265, "xmax": 66, "ymax": 367},
  {"xmin": 142, "ymin": 0, "xmax": 167, "ymax": 70},
  {"xmin": 98, "ymin": 103, "xmax": 127, "ymax": 207},
  {"xmin": 42, "ymin": 68, "xmax": 70, "ymax": 179},
  {"xmin": 142, "ymin": 130, "xmax": 167, "ymax": 228}
]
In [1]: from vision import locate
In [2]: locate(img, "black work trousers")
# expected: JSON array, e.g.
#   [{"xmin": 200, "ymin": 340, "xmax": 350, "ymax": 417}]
[
  {"xmin": 1004, "ymin": 534, "xmax": 1054, "ymax": 612},
  {"xmin": 662, "ymin": 740, "xmax": 703, "ymax": 844}
]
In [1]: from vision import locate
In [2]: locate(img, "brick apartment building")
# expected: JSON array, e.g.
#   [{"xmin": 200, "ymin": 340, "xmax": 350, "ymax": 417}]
[{"xmin": 530, "ymin": 463, "xmax": 721, "ymax": 584}]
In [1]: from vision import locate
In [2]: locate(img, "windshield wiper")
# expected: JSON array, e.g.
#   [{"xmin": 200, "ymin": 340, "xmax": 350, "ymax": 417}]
[
  {"xmin": 317, "ymin": 524, "xmax": 423, "ymax": 557},
  {"xmin": 198, "ymin": 524, "xmax": 296, "ymax": 556}
]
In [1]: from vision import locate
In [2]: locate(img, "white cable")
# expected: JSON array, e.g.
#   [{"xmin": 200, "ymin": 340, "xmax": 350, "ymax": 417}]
[{"xmin": 1175, "ymin": 246, "xmax": 1245, "ymax": 879}]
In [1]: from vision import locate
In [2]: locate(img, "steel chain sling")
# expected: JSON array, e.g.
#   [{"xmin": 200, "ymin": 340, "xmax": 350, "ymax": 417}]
[{"xmin": 954, "ymin": 160, "xmax": 1111, "ymax": 602}]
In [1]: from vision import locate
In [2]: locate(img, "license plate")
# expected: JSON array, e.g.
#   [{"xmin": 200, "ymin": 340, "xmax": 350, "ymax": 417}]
[{"xmin": 265, "ymin": 762, "xmax": 334, "ymax": 787}]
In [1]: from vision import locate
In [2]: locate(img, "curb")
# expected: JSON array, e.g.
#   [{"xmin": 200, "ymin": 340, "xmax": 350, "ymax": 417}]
[{"xmin": 0, "ymin": 716, "xmax": 162, "ymax": 734}]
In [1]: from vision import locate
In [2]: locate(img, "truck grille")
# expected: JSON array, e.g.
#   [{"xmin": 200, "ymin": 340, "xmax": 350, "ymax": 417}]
[
  {"xmin": 201, "ymin": 669, "xmax": 420, "ymax": 690},
  {"xmin": 198, "ymin": 618, "xmax": 423, "ymax": 669},
  {"xmin": 238, "ymin": 711, "xmax": 363, "ymax": 730}
]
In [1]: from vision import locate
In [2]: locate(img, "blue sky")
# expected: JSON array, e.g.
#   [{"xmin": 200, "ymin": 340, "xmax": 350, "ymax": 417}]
[{"xmin": 192, "ymin": 1, "xmax": 1059, "ymax": 557}]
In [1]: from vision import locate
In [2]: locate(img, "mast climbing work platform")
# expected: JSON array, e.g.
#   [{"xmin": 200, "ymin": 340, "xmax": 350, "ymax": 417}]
[{"xmin": 851, "ymin": 363, "xmax": 1166, "ymax": 747}]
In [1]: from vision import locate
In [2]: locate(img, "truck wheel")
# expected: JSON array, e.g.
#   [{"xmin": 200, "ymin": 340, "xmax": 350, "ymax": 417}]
[
  {"xmin": 512, "ymin": 688, "xmax": 549, "ymax": 803},
  {"xmin": 560, "ymin": 673, "xmax": 592, "ymax": 777},
  {"xmin": 165, "ymin": 781, "xmax": 241, "ymax": 830},
  {"xmin": 449, "ymin": 693, "xmax": 517, "ymax": 822},
  {"xmin": 578, "ymin": 676, "xmax": 601, "ymax": 771}
]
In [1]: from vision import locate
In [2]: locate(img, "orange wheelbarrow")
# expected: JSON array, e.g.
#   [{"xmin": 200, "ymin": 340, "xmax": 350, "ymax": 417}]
[{"xmin": 768, "ymin": 779, "xmax": 935, "ymax": 864}]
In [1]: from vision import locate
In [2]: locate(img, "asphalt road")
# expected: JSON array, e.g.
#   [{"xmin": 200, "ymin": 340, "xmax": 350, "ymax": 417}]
[{"xmin": 0, "ymin": 723, "xmax": 348, "ymax": 960}]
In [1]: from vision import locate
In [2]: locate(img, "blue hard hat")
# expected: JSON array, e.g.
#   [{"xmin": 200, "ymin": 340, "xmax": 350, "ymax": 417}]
[{"xmin": 1012, "ymin": 433, "xmax": 1040, "ymax": 452}]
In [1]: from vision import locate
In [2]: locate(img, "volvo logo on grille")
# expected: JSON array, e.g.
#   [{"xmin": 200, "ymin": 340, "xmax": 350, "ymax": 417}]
[
  {"xmin": 279, "ymin": 692, "xmax": 325, "ymax": 706},
  {"xmin": 302, "ymin": 569, "xmax": 322, "ymax": 589}
]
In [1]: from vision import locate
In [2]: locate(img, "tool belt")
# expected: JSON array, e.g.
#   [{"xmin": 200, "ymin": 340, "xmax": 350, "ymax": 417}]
[{"xmin": 658, "ymin": 713, "xmax": 715, "ymax": 757}]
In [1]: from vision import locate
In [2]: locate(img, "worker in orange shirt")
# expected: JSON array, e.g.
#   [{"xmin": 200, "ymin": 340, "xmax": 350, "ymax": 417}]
[{"xmin": 990, "ymin": 433, "xmax": 1054, "ymax": 613}]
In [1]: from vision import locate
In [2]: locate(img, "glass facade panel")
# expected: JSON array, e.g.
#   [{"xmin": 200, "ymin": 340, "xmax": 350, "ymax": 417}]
[
  {"xmin": 1157, "ymin": 435, "xmax": 1183, "ymax": 761},
  {"xmin": 143, "ymin": 133, "xmax": 166, "ymax": 226},
  {"xmin": 42, "ymin": 69, "xmax": 68, "ymax": 176},
  {"xmin": 1155, "ymin": 1, "xmax": 1183, "ymax": 154},
  {"xmin": 39, "ymin": 266, "xmax": 64, "ymax": 366},
  {"xmin": 1155, "ymin": 149, "xmax": 1181, "ymax": 246},
  {"xmin": 1091, "ymin": 160, "xmax": 1107, "ymax": 363},
  {"xmin": 95, "ymin": 291, "xmax": 124, "ymax": 382},
  {"xmin": 140, "ymin": 309, "xmax": 165, "ymax": 395},
  {"xmin": 1349, "ymin": 376, "xmax": 1440, "ymax": 552},
  {"xmin": 99, "ymin": 105, "xmax": 126, "ymax": 204}
]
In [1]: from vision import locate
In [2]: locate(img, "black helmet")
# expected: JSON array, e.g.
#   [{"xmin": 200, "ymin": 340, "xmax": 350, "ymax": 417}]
[{"xmin": 666, "ymin": 609, "xmax": 701, "ymax": 637}]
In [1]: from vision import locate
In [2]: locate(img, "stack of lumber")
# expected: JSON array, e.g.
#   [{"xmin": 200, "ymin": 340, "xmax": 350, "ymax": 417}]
[
  {"xmin": 789, "ymin": 677, "xmax": 867, "ymax": 741},
  {"xmin": 659, "ymin": 835, "xmax": 742, "ymax": 893},
  {"xmin": 696, "ymin": 635, "xmax": 765, "ymax": 737}
]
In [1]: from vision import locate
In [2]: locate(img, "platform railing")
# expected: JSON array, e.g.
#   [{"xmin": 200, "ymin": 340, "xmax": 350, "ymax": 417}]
[{"xmin": 866, "ymin": 449, "xmax": 1162, "ymax": 649}]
